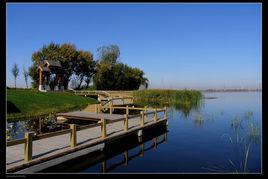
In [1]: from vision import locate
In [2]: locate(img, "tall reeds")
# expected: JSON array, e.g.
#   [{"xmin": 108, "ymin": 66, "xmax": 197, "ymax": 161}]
[{"xmin": 133, "ymin": 89, "xmax": 203, "ymax": 116}]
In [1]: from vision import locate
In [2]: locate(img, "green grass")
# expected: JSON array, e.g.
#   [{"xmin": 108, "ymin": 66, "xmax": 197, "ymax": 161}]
[{"xmin": 7, "ymin": 89, "xmax": 97, "ymax": 121}]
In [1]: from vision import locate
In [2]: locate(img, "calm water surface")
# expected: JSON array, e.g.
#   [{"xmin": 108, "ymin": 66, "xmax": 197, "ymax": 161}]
[{"xmin": 11, "ymin": 92, "xmax": 263, "ymax": 173}]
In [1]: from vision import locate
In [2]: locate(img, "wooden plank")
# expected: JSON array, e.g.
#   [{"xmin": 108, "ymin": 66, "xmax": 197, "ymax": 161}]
[
  {"xmin": 7, "ymin": 139, "xmax": 26, "ymax": 147},
  {"xmin": 33, "ymin": 129, "xmax": 71, "ymax": 140},
  {"xmin": 57, "ymin": 111, "xmax": 125, "ymax": 121},
  {"xmin": 76, "ymin": 123, "xmax": 100, "ymax": 131}
]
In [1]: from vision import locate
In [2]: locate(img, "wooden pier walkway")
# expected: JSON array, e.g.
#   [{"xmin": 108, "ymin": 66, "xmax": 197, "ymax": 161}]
[
  {"xmin": 74, "ymin": 90, "xmax": 134, "ymax": 110},
  {"xmin": 6, "ymin": 107, "xmax": 168, "ymax": 173}
]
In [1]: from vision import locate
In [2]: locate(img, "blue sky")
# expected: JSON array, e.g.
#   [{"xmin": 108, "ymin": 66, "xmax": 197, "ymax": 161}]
[{"xmin": 6, "ymin": 3, "xmax": 262, "ymax": 89}]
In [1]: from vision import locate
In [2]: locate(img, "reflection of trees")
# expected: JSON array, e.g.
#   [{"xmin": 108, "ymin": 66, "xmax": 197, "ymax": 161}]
[
  {"xmin": 6, "ymin": 114, "xmax": 59, "ymax": 140},
  {"xmin": 6, "ymin": 122, "xmax": 22, "ymax": 140}
]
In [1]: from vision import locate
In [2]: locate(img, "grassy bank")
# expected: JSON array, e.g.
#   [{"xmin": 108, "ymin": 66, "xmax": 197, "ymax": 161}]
[
  {"xmin": 133, "ymin": 89, "xmax": 203, "ymax": 115},
  {"xmin": 7, "ymin": 89, "xmax": 97, "ymax": 121}
]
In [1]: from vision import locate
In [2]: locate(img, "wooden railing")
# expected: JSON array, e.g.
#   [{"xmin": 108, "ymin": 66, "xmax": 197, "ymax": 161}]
[
  {"xmin": 74, "ymin": 90, "xmax": 134, "ymax": 105},
  {"xmin": 6, "ymin": 107, "xmax": 168, "ymax": 163},
  {"xmin": 95, "ymin": 103, "xmax": 163, "ymax": 116},
  {"xmin": 74, "ymin": 90, "xmax": 111, "ymax": 97}
]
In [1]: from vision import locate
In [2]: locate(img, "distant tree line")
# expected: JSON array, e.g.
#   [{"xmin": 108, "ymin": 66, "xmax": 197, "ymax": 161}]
[{"xmin": 28, "ymin": 43, "xmax": 148, "ymax": 90}]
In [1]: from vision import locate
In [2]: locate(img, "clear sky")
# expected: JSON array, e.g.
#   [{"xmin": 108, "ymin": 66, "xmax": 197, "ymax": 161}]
[{"xmin": 6, "ymin": 3, "xmax": 262, "ymax": 89}]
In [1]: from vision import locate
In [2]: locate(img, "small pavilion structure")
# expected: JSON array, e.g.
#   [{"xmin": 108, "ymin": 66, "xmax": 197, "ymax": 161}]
[{"xmin": 37, "ymin": 60, "xmax": 65, "ymax": 92}]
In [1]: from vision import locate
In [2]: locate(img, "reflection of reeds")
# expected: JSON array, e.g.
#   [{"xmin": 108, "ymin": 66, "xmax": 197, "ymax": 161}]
[
  {"xmin": 231, "ymin": 115, "xmax": 242, "ymax": 130},
  {"xmin": 204, "ymin": 134, "xmax": 252, "ymax": 173},
  {"xmin": 203, "ymin": 112, "xmax": 260, "ymax": 173},
  {"xmin": 245, "ymin": 111, "xmax": 253, "ymax": 120},
  {"xmin": 193, "ymin": 113, "xmax": 204, "ymax": 126},
  {"xmin": 248, "ymin": 123, "xmax": 259, "ymax": 144},
  {"xmin": 133, "ymin": 89, "xmax": 203, "ymax": 117}
]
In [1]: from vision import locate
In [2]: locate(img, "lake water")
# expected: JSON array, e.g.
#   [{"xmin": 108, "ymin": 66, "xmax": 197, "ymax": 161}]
[{"xmin": 39, "ymin": 92, "xmax": 262, "ymax": 173}]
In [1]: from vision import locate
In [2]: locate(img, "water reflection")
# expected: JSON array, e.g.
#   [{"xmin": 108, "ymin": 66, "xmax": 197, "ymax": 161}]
[
  {"xmin": 203, "ymin": 111, "xmax": 261, "ymax": 173},
  {"xmin": 40, "ymin": 126, "xmax": 168, "ymax": 173},
  {"xmin": 6, "ymin": 114, "xmax": 68, "ymax": 140},
  {"xmin": 134, "ymin": 96, "xmax": 203, "ymax": 118}
]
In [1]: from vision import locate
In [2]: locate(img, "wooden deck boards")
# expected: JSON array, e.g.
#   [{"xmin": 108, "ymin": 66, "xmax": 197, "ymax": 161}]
[
  {"xmin": 57, "ymin": 111, "xmax": 126, "ymax": 121},
  {"xmin": 6, "ymin": 112, "xmax": 165, "ymax": 173}
]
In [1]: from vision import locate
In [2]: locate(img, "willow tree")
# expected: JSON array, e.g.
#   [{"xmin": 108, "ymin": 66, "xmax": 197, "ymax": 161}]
[{"xmin": 93, "ymin": 44, "xmax": 148, "ymax": 90}]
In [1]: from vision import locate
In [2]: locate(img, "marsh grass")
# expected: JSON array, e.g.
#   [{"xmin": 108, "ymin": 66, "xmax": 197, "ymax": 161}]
[
  {"xmin": 231, "ymin": 115, "xmax": 243, "ymax": 130},
  {"xmin": 203, "ymin": 111, "xmax": 260, "ymax": 173},
  {"xmin": 133, "ymin": 89, "xmax": 203, "ymax": 116}
]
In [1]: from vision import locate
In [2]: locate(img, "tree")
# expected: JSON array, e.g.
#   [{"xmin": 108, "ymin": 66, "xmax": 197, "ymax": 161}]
[
  {"xmin": 84, "ymin": 59, "xmax": 97, "ymax": 89},
  {"xmin": 58, "ymin": 43, "xmax": 78, "ymax": 89},
  {"xmin": 12, "ymin": 63, "xmax": 19, "ymax": 89},
  {"xmin": 97, "ymin": 44, "xmax": 120, "ymax": 64},
  {"xmin": 23, "ymin": 66, "xmax": 29, "ymax": 88},
  {"xmin": 29, "ymin": 42, "xmax": 78, "ymax": 89},
  {"xmin": 94, "ymin": 45, "xmax": 148, "ymax": 90},
  {"xmin": 73, "ymin": 50, "xmax": 95, "ymax": 89}
]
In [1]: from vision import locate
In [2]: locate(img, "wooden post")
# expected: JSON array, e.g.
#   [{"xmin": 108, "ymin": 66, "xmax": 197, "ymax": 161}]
[
  {"xmin": 140, "ymin": 111, "xmax": 144, "ymax": 127},
  {"xmin": 24, "ymin": 132, "xmax": 34, "ymax": 162},
  {"xmin": 39, "ymin": 117, "xmax": 42, "ymax": 134},
  {"xmin": 154, "ymin": 108, "xmax": 157, "ymax": 123},
  {"xmin": 126, "ymin": 105, "xmax": 129, "ymax": 115},
  {"xmin": 39, "ymin": 70, "xmax": 42, "ymax": 85},
  {"xmin": 109, "ymin": 101, "xmax": 112, "ymax": 115},
  {"xmin": 70, "ymin": 124, "xmax": 77, "ymax": 148},
  {"xmin": 164, "ymin": 132, "xmax": 168, "ymax": 143},
  {"xmin": 140, "ymin": 143, "xmax": 144, "ymax": 157},
  {"xmin": 124, "ymin": 114, "xmax": 128, "ymax": 132},
  {"xmin": 101, "ymin": 160, "xmax": 106, "ymax": 173},
  {"xmin": 138, "ymin": 136, "xmax": 142, "ymax": 143},
  {"xmin": 153, "ymin": 137, "xmax": 157, "ymax": 149},
  {"xmin": 100, "ymin": 118, "xmax": 107, "ymax": 139},
  {"xmin": 95, "ymin": 104, "xmax": 98, "ymax": 113},
  {"xmin": 99, "ymin": 104, "xmax": 102, "ymax": 113},
  {"xmin": 144, "ymin": 106, "xmax": 148, "ymax": 120},
  {"xmin": 164, "ymin": 106, "xmax": 168, "ymax": 119},
  {"xmin": 124, "ymin": 150, "xmax": 128, "ymax": 166}
]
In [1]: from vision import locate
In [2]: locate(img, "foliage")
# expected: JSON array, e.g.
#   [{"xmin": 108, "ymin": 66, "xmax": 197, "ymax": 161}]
[
  {"xmin": 97, "ymin": 44, "xmax": 120, "ymax": 64},
  {"xmin": 73, "ymin": 50, "xmax": 96, "ymax": 89},
  {"xmin": 29, "ymin": 43, "xmax": 147, "ymax": 90},
  {"xmin": 12, "ymin": 63, "xmax": 19, "ymax": 89},
  {"xmin": 94, "ymin": 45, "xmax": 148, "ymax": 90},
  {"xmin": 29, "ymin": 42, "xmax": 96, "ymax": 90}
]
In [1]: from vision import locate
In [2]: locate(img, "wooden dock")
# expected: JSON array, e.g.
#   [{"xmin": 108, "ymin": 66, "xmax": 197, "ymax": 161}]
[
  {"xmin": 6, "ymin": 107, "xmax": 168, "ymax": 173},
  {"xmin": 57, "ymin": 111, "xmax": 126, "ymax": 122}
]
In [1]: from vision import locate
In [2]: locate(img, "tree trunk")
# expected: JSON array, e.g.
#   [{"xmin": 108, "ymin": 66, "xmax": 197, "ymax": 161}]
[
  {"xmin": 85, "ymin": 82, "xmax": 89, "ymax": 89},
  {"xmin": 25, "ymin": 79, "xmax": 28, "ymax": 89},
  {"xmin": 77, "ymin": 76, "xmax": 83, "ymax": 90},
  {"xmin": 15, "ymin": 77, "xmax": 16, "ymax": 89}
]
